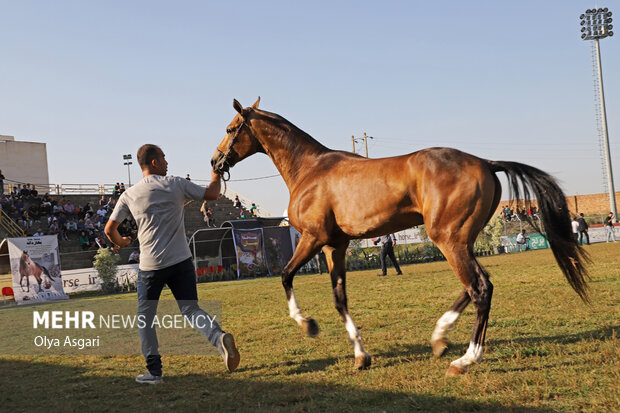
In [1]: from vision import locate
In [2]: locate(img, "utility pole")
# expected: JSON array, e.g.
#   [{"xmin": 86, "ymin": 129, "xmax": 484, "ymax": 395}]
[{"xmin": 351, "ymin": 132, "xmax": 373, "ymax": 158}]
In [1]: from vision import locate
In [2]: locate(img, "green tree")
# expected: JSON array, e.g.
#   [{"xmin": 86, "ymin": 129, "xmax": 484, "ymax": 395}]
[{"xmin": 93, "ymin": 248, "xmax": 120, "ymax": 294}]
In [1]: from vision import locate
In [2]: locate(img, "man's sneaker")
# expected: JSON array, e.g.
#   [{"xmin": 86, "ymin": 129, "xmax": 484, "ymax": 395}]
[
  {"xmin": 220, "ymin": 332, "xmax": 240, "ymax": 372},
  {"xmin": 136, "ymin": 372, "xmax": 163, "ymax": 384}
]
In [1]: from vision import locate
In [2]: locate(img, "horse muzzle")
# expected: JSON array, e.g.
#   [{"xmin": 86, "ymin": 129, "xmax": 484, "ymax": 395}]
[{"xmin": 211, "ymin": 152, "xmax": 233, "ymax": 175}]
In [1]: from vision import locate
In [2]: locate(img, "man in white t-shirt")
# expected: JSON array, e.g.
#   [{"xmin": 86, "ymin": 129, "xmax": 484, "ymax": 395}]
[
  {"xmin": 571, "ymin": 217, "xmax": 580, "ymax": 244},
  {"xmin": 105, "ymin": 144, "xmax": 240, "ymax": 384},
  {"xmin": 516, "ymin": 229, "xmax": 530, "ymax": 251}
]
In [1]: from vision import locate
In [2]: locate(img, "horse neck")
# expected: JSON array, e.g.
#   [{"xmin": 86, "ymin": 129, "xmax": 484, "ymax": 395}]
[{"xmin": 250, "ymin": 114, "xmax": 329, "ymax": 189}]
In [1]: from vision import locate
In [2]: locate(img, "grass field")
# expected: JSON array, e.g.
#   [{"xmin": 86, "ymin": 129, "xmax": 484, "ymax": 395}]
[{"xmin": 0, "ymin": 242, "xmax": 618, "ymax": 412}]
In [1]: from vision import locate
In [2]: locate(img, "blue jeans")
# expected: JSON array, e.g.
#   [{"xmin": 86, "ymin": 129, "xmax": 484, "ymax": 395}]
[{"xmin": 137, "ymin": 258, "xmax": 223, "ymax": 375}]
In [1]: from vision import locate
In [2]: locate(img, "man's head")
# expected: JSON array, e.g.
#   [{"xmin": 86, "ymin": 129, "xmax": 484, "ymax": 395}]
[
  {"xmin": 521, "ymin": 230, "xmax": 526, "ymax": 234},
  {"xmin": 580, "ymin": 213, "xmax": 585, "ymax": 217},
  {"xmin": 137, "ymin": 144, "xmax": 168, "ymax": 176}
]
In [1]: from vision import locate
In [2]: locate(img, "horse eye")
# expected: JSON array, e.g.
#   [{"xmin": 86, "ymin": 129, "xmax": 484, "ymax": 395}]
[{"xmin": 226, "ymin": 128, "xmax": 233, "ymax": 134}]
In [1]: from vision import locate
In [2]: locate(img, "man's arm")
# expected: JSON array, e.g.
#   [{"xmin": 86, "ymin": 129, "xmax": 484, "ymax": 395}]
[
  {"xmin": 203, "ymin": 171, "xmax": 222, "ymax": 201},
  {"xmin": 104, "ymin": 219, "xmax": 132, "ymax": 250}
]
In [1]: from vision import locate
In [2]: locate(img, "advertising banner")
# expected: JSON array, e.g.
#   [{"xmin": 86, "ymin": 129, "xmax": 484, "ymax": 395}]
[
  {"xmin": 61, "ymin": 264, "xmax": 139, "ymax": 294},
  {"xmin": 263, "ymin": 226, "xmax": 293, "ymax": 275},
  {"xmin": 7, "ymin": 236, "xmax": 68, "ymax": 304},
  {"xmin": 232, "ymin": 228, "xmax": 267, "ymax": 278}
]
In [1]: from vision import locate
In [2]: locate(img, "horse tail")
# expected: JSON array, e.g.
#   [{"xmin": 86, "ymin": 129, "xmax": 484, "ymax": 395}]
[{"xmin": 487, "ymin": 160, "xmax": 591, "ymax": 302}]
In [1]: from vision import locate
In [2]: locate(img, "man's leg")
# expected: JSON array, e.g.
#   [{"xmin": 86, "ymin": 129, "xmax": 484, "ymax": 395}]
[
  {"xmin": 379, "ymin": 244, "xmax": 388, "ymax": 275},
  {"xmin": 584, "ymin": 231, "xmax": 590, "ymax": 245},
  {"xmin": 136, "ymin": 269, "xmax": 166, "ymax": 377},
  {"xmin": 386, "ymin": 245, "xmax": 402, "ymax": 274},
  {"xmin": 166, "ymin": 259, "xmax": 224, "ymax": 349}
]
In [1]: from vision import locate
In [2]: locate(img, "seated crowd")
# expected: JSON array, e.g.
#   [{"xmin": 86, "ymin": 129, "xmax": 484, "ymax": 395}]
[{"xmin": 0, "ymin": 184, "xmax": 137, "ymax": 250}]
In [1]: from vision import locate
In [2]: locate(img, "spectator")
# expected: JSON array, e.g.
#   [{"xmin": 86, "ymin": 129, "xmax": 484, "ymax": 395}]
[
  {"xmin": 94, "ymin": 232, "xmax": 108, "ymax": 248},
  {"xmin": 30, "ymin": 185, "xmax": 38, "ymax": 198},
  {"xmin": 186, "ymin": 174, "xmax": 191, "ymax": 181},
  {"xmin": 48, "ymin": 221, "xmax": 59, "ymax": 235},
  {"xmin": 120, "ymin": 183, "xmax": 126, "ymax": 194},
  {"xmin": 234, "ymin": 195, "xmax": 241, "ymax": 208},
  {"xmin": 516, "ymin": 229, "xmax": 530, "ymax": 251},
  {"xmin": 114, "ymin": 183, "xmax": 120, "ymax": 197},
  {"xmin": 97, "ymin": 206, "xmax": 107, "ymax": 218},
  {"xmin": 374, "ymin": 234, "xmax": 403, "ymax": 276},
  {"xmin": 206, "ymin": 207, "xmax": 215, "ymax": 227},
  {"xmin": 66, "ymin": 218, "xmax": 78, "ymax": 238},
  {"xmin": 99, "ymin": 195, "xmax": 108, "ymax": 209},
  {"xmin": 0, "ymin": 169, "xmax": 4, "ymax": 194},
  {"xmin": 106, "ymin": 197, "xmax": 116, "ymax": 212},
  {"xmin": 64, "ymin": 200, "xmax": 75, "ymax": 216},
  {"xmin": 128, "ymin": 249, "xmax": 140, "ymax": 264},
  {"xmin": 577, "ymin": 213, "xmax": 589, "ymax": 245},
  {"xmin": 33, "ymin": 228, "xmax": 44, "ymax": 236},
  {"xmin": 604, "ymin": 212, "xmax": 616, "ymax": 243},
  {"xmin": 79, "ymin": 231, "xmax": 92, "ymax": 250},
  {"xmin": 249, "ymin": 203, "xmax": 257, "ymax": 216},
  {"xmin": 571, "ymin": 217, "xmax": 580, "ymax": 244}
]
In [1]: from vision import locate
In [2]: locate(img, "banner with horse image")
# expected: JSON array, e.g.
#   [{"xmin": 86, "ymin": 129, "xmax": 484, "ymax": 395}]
[
  {"xmin": 7, "ymin": 236, "xmax": 68, "ymax": 304},
  {"xmin": 232, "ymin": 228, "xmax": 268, "ymax": 278}
]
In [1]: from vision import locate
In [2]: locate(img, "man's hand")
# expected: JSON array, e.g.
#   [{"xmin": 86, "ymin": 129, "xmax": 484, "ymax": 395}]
[
  {"xmin": 112, "ymin": 236, "xmax": 131, "ymax": 253},
  {"xmin": 210, "ymin": 170, "xmax": 222, "ymax": 181}
]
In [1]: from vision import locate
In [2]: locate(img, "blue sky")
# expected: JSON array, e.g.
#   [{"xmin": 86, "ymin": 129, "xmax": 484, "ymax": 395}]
[{"xmin": 1, "ymin": 1, "xmax": 618, "ymax": 215}]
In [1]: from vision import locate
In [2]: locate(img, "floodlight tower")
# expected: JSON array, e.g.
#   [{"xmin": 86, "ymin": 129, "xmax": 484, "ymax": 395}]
[
  {"xmin": 123, "ymin": 154, "xmax": 133, "ymax": 186},
  {"xmin": 580, "ymin": 8, "xmax": 617, "ymax": 220}
]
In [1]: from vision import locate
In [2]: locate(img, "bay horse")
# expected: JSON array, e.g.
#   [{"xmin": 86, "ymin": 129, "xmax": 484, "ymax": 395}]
[
  {"xmin": 19, "ymin": 251, "xmax": 54, "ymax": 293},
  {"xmin": 211, "ymin": 98, "xmax": 589, "ymax": 376}
]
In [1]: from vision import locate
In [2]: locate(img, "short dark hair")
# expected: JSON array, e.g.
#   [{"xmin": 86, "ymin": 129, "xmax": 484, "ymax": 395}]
[{"xmin": 137, "ymin": 144, "xmax": 162, "ymax": 169}]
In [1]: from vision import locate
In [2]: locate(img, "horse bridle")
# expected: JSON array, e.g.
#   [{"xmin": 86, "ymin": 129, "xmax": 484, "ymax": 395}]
[{"xmin": 214, "ymin": 117, "xmax": 248, "ymax": 182}]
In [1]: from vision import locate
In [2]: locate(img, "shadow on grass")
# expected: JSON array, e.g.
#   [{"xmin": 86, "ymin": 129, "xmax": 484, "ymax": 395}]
[{"xmin": 0, "ymin": 358, "xmax": 555, "ymax": 413}]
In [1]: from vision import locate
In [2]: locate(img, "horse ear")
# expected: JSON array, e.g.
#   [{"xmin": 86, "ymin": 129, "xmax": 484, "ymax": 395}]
[
  {"xmin": 233, "ymin": 99, "xmax": 244, "ymax": 115},
  {"xmin": 251, "ymin": 96, "xmax": 260, "ymax": 109}
]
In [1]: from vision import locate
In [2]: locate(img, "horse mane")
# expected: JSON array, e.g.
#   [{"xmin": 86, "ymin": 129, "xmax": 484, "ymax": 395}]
[{"xmin": 252, "ymin": 109, "xmax": 330, "ymax": 155}]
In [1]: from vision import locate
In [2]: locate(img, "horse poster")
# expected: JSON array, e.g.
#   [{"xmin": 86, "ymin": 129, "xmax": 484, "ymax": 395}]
[
  {"xmin": 232, "ymin": 228, "xmax": 267, "ymax": 279},
  {"xmin": 7, "ymin": 236, "xmax": 68, "ymax": 304}
]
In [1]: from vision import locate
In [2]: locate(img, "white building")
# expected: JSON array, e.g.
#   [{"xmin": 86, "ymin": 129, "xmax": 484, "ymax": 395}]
[{"xmin": 0, "ymin": 135, "xmax": 49, "ymax": 193}]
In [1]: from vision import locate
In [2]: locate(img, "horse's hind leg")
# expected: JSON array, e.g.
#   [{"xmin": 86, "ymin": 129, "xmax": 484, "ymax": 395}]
[
  {"xmin": 281, "ymin": 234, "xmax": 322, "ymax": 337},
  {"xmin": 431, "ymin": 289, "xmax": 471, "ymax": 357},
  {"xmin": 324, "ymin": 243, "xmax": 371, "ymax": 370},
  {"xmin": 443, "ymin": 247, "xmax": 493, "ymax": 376}
]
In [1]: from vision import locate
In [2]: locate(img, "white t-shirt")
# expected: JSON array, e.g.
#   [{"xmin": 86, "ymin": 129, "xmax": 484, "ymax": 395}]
[
  {"xmin": 109, "ymin": 175, "xmax": 206, "ymax": 271},
  {"xmin": 571, "ymin": 220, "xmax": 579, "ymax": 234},
  {"xmin": 516, "ymin": 233, "xmax": 526, "ymax": 243}
]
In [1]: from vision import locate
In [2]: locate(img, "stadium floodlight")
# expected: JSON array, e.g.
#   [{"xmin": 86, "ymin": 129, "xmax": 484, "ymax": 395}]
[
  {"xmin": 580, "ymin": 8, "xmax": 617, "ymax": 221},
  {"xmin": 123, "ymin": 154, "xmax": 133, "ymax": 186}
]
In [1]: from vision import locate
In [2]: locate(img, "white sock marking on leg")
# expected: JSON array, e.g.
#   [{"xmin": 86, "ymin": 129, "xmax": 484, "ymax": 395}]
[
  {"xmin": 450, "ymin": 341, "xmax": 484, "ymax": 370},
  {"xmin": 431, "ymin": 310, "xmax": 460, "ymax": 343},
  {"xmin": 287, "ymin": 288, "xmax": 305, "ymax": 325},
  {"xmin": 344, "ymin": 313, "xmax": 366, "ymax": 357}
]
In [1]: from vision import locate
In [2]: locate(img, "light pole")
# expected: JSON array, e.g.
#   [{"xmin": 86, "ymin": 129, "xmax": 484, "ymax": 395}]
[
  {"xmin": 580, "ymin": 8, "xmax": 617, "ymax": 220},
  {"xmin": 123, "ymin": 154, "xmax": 133, "ymax": 186}
]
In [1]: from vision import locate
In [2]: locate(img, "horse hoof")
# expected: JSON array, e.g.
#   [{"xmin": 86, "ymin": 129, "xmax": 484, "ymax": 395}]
[
  {"xmin": 431, "ymin": 338, "xmax": 449, "ymax": 358},
  {"xmin": 354, "ymin": 354, "xmax": 372, "ymax": 370},
  {"xmin": 445, "ymin": 364, "xmax": 466, "ymax": 377},
  {"xmin": 302, "ymin": 318, "xmax": 320, "ymax": 338}
]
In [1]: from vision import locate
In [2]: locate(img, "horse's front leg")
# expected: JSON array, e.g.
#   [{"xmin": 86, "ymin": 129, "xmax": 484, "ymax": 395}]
[
  {"xmin": 281, "ymin": 234, "xmax": 322, "ymax": 337},
  {"xmin": 324, "ymin": 244, "xmax": 372, "ymax": 370}
]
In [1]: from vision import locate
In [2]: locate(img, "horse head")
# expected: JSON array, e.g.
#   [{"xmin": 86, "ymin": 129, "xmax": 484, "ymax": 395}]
[{"xmin": 211, "ymin": 97, "xmax": 262, "ymax": 175}]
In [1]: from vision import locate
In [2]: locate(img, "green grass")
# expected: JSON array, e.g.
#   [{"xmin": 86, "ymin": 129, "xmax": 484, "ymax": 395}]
[{"xmin": 1, "ymin": 243, "xmax": 618, "ymax": 412}]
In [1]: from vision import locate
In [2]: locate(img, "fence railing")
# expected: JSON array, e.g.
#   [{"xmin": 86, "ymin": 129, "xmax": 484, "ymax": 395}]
[
  {"xmin": 0, "ymin": 209, "xmax": 25, "ymax": 238},
  {"xmin": 6, "ymin": 183, "xmax": 115, "ymax": 196}
]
